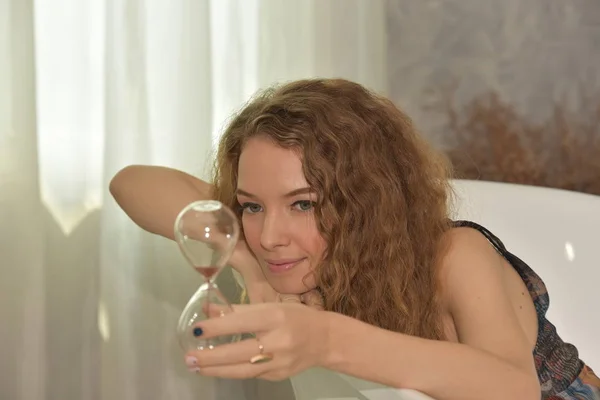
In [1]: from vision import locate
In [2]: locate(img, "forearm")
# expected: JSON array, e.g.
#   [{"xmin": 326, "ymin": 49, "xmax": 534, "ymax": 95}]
[
  {"xmin": 109, "ymin": 165, "xmax": 213, "ymax": 239},
  {"xmin": 322, "ymin": 312, "xmax": 539, "ymax": 400}
]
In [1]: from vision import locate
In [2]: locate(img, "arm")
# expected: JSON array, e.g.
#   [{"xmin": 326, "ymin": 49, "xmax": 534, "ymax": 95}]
[
  {"xmin": 321, "ymin": 229, "xmax": 540, "ymax": 400},
  {"xmin": 109, "ymin": 165, "xmax": 278, "ymax": 303},
  {"xmin": 109, "ymin": 165, "xmax": 213, "ymax": 240}
]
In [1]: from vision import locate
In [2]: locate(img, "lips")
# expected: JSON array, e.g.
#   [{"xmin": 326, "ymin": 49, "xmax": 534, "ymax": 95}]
[{"xmin": 265, "ymin": 258, "xmax": 306, "ymax": 274}]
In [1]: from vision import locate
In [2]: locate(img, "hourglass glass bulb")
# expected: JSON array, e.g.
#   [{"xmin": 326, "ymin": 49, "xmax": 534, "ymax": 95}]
[
  {"xmin": 174, "ymin": 200, "xmax": 239, "ymax": 280},
  {"xmin": 173, "ymin": 200, "xmax": 241, "ymax": 351}
]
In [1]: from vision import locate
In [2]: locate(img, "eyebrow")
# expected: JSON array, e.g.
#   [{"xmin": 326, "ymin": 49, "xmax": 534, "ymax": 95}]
[{"xmin": 236, "ymin": 187, "xmax": 313, "ymax": 199}]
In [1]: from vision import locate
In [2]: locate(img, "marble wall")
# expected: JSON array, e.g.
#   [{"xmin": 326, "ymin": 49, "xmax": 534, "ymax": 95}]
[{"xmin": 386, "ymin": 0, "xmax": 600, "ymax": 147}]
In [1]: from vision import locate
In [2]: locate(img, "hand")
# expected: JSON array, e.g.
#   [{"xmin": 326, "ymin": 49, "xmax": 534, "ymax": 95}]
[
  {"xmin": 229, "ymin": 239, "xmax": 325, "ymax": 309},
  {"xmin": 184, "ymin": 302, "xmax": 331, "ymax": 381},
  {"xmin": 228, "ymin": 239, "xmax": 278, "ymax": 303}
]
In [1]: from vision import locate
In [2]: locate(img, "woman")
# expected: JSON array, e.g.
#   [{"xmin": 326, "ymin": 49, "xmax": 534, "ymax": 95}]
[{"xmin": 110, "ymin": 78, "xmax": 600, "ymax": 400}]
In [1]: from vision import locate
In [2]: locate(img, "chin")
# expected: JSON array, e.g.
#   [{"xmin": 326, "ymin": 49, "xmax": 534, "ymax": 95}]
[{"xmin": 267, "ymin": 276, "xmax": 316, "ymax": 296}]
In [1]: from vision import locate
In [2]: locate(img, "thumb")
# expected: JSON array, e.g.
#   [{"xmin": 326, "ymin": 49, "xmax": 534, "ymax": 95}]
[{"xmin": 301, "ymin": 290, "xmax": 324, "ymax": 310}]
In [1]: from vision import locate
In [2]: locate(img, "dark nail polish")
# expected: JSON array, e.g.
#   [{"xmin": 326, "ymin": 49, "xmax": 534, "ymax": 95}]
[{"xmin": 193, "ymin": 327, "xmax": 203, "ymax": 337}]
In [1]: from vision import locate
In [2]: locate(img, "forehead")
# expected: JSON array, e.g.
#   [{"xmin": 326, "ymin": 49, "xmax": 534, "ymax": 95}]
[{"xmin": 237, "ymin": 136, "xmax": 308, "ymax": 194}]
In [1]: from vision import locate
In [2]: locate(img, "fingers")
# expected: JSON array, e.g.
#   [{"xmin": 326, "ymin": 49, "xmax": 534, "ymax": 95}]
[
  {"xmin": 186, "ymin": 337, "xmax": 266, "ymax": 368},
  {"xmin": 201, "ymin": 302, "xmax": 238, "ymax": 318},
  {"xmin": 278, "ymin": 290, "xmax": 323, "ymax": 309},
  {"xmin": 185, "ymin": 335, "xmax": 280, "ymax": 380},
  {"xmin": 301, "ymin": 290, "xmax": 324, "ymax": 310},
  {"xmin": 191, "ymin": 361, "xmax": 273, "ymax": 380},
  {"xmin": 277, "ymin": 293, "xmax": 302, "ymax": 304},
  {"xmin": 195, "ymin": 304, "xmax": 273, "ymax": 338}
]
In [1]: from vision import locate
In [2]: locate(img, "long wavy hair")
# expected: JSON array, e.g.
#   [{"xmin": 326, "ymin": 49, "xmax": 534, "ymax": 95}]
[{"xmin": 212, "ymin": 78, "xmax": 453, "ymax": 340}]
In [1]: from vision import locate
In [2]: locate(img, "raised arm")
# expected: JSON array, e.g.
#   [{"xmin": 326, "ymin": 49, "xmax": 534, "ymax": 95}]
[
  {"xmin": 109, "ymin": 165, "xmax": 213, "ymax": 240},
  {"xmin": 109, "ymin": 165, "xmax": 278, "ymax": 303}
]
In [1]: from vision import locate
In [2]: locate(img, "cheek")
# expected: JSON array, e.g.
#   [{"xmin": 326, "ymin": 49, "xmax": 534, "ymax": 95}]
[
  {"xmin": 298, "ymin": 220, "xmax": 327, "ymax": 259},
  {"xmin": 310, "ymin": 235, "xmax": 327, "ymax": 259}
]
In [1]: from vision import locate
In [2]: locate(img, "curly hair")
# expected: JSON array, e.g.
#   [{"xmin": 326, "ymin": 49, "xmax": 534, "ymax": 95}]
[{"xmin": 212, "ymin": 78, "xmax": 454, "ymax": 340}]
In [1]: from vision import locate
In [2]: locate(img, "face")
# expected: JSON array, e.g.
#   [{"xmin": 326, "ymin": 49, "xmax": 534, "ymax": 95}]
[{"xmin": 236, "ymin": 136, "xmax": 326, "ymax": 294}]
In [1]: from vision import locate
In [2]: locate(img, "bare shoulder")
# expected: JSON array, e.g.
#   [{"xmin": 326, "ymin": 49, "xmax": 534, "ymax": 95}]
[
  {"xmin": 437, "ymin": 226, "xmax": 504, "ymax": 294},
  {"xmin": 436, "ymin": 226, "xmax": 538, "ymax": 376}
]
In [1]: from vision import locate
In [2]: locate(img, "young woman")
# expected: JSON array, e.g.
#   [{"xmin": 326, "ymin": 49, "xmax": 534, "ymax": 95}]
[{"xmin": 110, "ymin": 78, "xmax": 600, "ymax": 400}]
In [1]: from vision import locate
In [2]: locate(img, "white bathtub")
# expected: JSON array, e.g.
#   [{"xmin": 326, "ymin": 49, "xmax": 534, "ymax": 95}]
[
  {"xmin": 451, "ymin": 179, "xmax": 600, "ymax": 369},
  {"xmin": 276, "ymin": 179, "xmax": 600, "ymax": 400}
]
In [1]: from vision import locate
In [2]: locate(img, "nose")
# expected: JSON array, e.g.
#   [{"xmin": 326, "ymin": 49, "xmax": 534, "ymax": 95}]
[{"xmin": 260, "ymin": 212, "xmax": 290, "ymax": 250}]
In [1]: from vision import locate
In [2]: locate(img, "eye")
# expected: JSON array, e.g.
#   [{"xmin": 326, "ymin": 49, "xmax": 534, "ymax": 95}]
[
  {"xmin": 240, "ymin": 202, "xmax": 263, "ymax": 214},
  {"xmin": 292, "ymin": 200, "xmax": 315, "ymax": 212}
]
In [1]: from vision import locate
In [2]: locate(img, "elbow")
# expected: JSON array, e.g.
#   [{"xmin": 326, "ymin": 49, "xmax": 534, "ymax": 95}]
[
  {"xmin": 108, "ymin": 170, "xmax": 124, "ymax": 201},
  {"xmin": 108, "ymin": 171, "xmax": 121, "ymax": 198},
  {"xmin": 109, "ymin": 165, "xmax": 137, "ymax": 200}
]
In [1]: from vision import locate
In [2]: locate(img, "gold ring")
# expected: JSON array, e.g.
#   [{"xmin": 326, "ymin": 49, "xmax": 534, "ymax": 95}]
[{"xmin": 249, "ymin": 339, "xmax": 273, "ymax": 364}]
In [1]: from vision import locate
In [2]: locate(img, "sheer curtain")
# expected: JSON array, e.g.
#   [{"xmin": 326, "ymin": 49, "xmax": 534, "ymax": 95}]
[{"xmin": 0, "ymin": 0, "xmax": 387, "ymax": 399}]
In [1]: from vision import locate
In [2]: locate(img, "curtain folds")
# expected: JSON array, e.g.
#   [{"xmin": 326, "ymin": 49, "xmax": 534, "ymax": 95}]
[{"xmin": 0, "ymin": 1, "xmax": 387, "ymax": 399}]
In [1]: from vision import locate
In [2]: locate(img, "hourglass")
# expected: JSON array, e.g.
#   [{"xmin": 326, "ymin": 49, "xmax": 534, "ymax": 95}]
[{"xmin": 174, "ymin": 200, "xmax": 241, "ymax": 351}]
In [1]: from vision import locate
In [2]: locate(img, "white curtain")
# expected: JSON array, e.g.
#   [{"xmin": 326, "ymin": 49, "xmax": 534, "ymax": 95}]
[{"xmin": 0, "ymin": 0, "xmax": 387, "ymax": 399}]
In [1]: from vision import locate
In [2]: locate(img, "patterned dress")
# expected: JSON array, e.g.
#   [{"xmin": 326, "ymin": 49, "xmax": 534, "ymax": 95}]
[{"xmin": 454, "ymin": 220, "xmax": 600, "ymax": 399}]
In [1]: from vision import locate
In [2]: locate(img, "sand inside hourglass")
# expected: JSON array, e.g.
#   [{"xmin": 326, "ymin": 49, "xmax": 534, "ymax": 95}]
[{"xmin": 194, "ymin": 266, "xmax": 219, "ymax": 279}]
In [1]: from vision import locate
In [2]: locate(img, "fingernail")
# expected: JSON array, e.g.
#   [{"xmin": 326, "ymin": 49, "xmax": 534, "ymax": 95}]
[
  {"xmin": 185, "ymin": 356, "xmax": 197, "ymax": 367},
  {"xmin": 193, "ymin": 327, "xmax": 203, "ymax": 337},
  {"xmin": 188, "ymin": 367, "xmax": 200, "ymax": 373}
]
